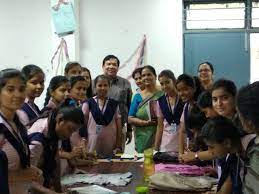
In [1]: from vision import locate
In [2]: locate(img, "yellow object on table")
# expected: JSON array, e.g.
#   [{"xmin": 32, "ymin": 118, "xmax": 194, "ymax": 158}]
[{"xmin": 143, "ymin": 148, "xmax": 155, "ymax": 182}]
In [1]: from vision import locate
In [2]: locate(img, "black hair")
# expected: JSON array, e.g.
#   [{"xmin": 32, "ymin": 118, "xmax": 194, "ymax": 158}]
[
  {"xmin": 47, "ymin": 98, "xmax": 84, "ymax": 140},
  {"xmin": 141, "ymin": 65, "xmax": 157, "ymax": 77},
  {"xmin": 176, "ymin": 74, "xmax": 196, "ymax": 89},
  {"xmin": 55, "ymin": 99, "xmax": 84, "ymax": 124},
  {"xmin": 132, "ymin": 67, "xmax": 143, "ymax": 79},
  {"xmin": 81, "ymin": 67, "xmax": 90, "ymax": 72},
  {"xmin": 193, "ymin": 76, "xmax": 204, "ymax": 101},
  {"xmin": 198, "ymin": 61, "xmax": 214, "ymax": 73},
  {"xmin": 212, "ymin": 79, "xmax": 237, "ymax": 97},
  {"xmin": 70, "ymin": 75, "xmax": 86, "ymax": 88},
  {"xmin": 64, "ymin": 61, "xmax": 81, "ymax": 74},
  {"xmin": 158, "ymin": 69, "xmax": 176, "ymax": 84},
  {"xmin": 44, "ymin": 76, "xmax": 69, "ymax": 107},
  {"xmin": 81, "ymin": 67, "xmax": 93, "ymax": 98},
  {"xmin": 197, "ymin": 91, "xmax": 213, "ymax": 109},
  {"xmin": 201, "ymin": 116, "xmax": 241, "ymax": 148},
  {"xmin": 237, "ymin": 81, "xmax": 259, "ymax": 131},
  {"xmin": 94, "ymin": 75, "xmax": 110, "ymax": 87},
  {"xmin": 102, "ymin": 55, "xmax": 120, "ymax": 67},
  {"xmin": 38, "ymin": 98, "xmax": 84, "ymax": 126},
  {"xmin": 21, "ymin": 64, "xmax": 44, "ymax": 82},
  {"xmin": 186, "ymin": 105, "xmax": 207, "ymax": 130},
  {"xmin": 41, "ymin": 99, "xmax": 84, "ymax": 186},
  {"xmin": 0, "ymin": 123, "xmax": 5, "ymax": 136},
  {"xmin": 0, "ymin": 69, "xmax": 25, "ymax": 91}
]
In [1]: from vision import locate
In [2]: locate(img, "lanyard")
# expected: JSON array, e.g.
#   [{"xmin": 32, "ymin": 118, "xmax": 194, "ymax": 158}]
[
  {"xmin": 97, "ymin": 97, "xmax": 108, "ymax": 113},
  {"xmin": 225, "ymin": 153, "xmax": 230, "ymax": 162},
  {"xmin": 166, "ymin": 95, "xmax": 179, "ymax": 115}
]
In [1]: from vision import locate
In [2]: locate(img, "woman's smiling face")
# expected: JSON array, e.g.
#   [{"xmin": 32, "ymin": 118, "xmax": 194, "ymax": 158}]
[
  {"xmin": 141, "ymin": 68, "xmax": 156, "ymax": 86},
  {"xmin": 212, "ymin": 87, "xmax": 235, "ymax": 118}
]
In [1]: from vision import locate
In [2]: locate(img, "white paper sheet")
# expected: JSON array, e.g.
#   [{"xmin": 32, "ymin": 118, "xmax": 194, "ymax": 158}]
[
  {"xmin": 62, "ymin": 172, "xmax": 133, "ymax": 187},
  {"xmin": 69, "ymin": 185, "xmax": 117, "ymax": 194}
]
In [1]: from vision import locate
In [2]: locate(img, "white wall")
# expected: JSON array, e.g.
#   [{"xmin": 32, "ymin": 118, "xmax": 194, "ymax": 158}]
[
  {"xmin": 0, "ymin": 0, "xmax": 52, "ymax": 70},
  {"xmin": 0, "ymin": 0, "xmax": 79, "ymax": 108},
  {"xmin": 79, "ymin": 0, "xmax": 183, "ymax": 80},
  {"xmin": 0, "ymin": 0, "xmax": 54, "ymax": 107},
  {"xmin": 0, "ymin": 0, "xmax": 183, "ymax": 107}
]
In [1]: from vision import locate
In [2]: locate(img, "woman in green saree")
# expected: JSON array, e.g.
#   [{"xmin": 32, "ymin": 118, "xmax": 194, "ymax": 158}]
[{"xmin": 128, "ymin": 65, "xmax": 163, "ymax": 153}]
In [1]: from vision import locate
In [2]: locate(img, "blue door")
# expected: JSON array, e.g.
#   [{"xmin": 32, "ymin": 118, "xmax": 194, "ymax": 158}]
[{"xmin": 184, "ymin": 32, "xmax": 250, "ymax": 88}]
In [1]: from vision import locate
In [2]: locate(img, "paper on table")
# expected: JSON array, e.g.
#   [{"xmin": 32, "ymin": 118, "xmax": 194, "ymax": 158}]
[
  {"xmin": 69, "ymin": 185, "xmax": 117, "ymax": 194},
  {"xmin": 61, "ymin": 172, "xmax": 133, "ymax": 186},
  {"xmin": 136, "ymin": 157, "xmax": 144, "ymax": 162},
  {"xmin": 120, "ymin": 153, "xmax": 144, "ymax": 159},
  {"xmin": 120, "ymin": 150, "xmax": 157, "ymax": 161}
]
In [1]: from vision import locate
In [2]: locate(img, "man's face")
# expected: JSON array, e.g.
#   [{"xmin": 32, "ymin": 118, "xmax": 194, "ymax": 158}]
[{"xmin": 102, "ymin": 58, "xmax": 119, "ymax": 78}]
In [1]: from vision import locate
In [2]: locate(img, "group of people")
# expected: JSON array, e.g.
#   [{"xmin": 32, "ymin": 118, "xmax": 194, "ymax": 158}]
[
  {"xmin": 0, "ymin": 55, "xmax": 132, "ymax": 194},
  {"xmin": 0, "ymin": 54, "xmax": 258, "ymax": 194},
  {"xmin": 129, "ymin": 62, "xmax": 259, "ymax": 194}
]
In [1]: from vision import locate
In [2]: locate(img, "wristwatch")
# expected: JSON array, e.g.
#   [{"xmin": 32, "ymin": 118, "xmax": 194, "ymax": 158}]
[{"xmin": 195, "ymin": 152, "xmax": 199, "ymax": 160}]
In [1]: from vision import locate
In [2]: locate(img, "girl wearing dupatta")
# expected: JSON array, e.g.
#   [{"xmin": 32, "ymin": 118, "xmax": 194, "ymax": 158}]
[
  {"xmin": 128, "ymin": 66, "xmax": 163, "ymax": 153},
  {"xmin": 28, "ymin": 101, "xmax": 84, "ymax": 191},
  {"xmin": 154, "ymin": 70, "xmax": 184, "ymax": 153},
  {"xmin": 82, "ymin": 75, "xmax": 122, "ymax": 158}
]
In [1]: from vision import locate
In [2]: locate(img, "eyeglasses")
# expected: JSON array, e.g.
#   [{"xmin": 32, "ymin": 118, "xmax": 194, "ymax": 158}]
[{"xmin": 198, "ymin": 69, "xmax": 211, "ymax": 73}]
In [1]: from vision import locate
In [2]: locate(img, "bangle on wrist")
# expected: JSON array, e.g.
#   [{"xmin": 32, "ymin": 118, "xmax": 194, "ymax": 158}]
[{"xmin": 195, "ymin": 152, "xmax": 199, "ymax": 160}]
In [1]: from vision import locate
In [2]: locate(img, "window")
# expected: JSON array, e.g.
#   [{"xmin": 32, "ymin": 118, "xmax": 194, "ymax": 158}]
[
  {"xmin": 185, "ymin": 3, "xmax": 245, "ymax": 29},
  {"xmin": 252, "ymin": 2, "xmax": 259, "ymax": 27},
  {"xmin": 250, "ymin": 33, "xmax": 259, "ymax": 82}
]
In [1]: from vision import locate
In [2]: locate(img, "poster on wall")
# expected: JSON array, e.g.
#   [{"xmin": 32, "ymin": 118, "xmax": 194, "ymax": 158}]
[{"xmin": 51, "ymin": 0, "xmax": 76, "ymax": 37}]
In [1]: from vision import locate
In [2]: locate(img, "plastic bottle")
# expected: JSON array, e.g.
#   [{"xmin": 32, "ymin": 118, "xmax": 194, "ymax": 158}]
[{"xmin": 143, "ymin": 148, "xmax": 155, "ymax": 182}]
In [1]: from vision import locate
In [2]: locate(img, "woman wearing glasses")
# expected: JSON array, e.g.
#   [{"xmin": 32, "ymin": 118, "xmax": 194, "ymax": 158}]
[{"xmin": 197, "ymin": 62, "xmax": 214, "ymax": 90}]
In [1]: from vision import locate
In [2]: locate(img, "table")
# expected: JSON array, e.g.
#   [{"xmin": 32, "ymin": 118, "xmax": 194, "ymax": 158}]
[{"xmin": 71, "ymin": 161, "xmax": 208, "ymax": 194}]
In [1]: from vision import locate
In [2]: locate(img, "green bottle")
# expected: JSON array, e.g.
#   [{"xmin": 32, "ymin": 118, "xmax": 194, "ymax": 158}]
[{"xmin": 143, "ymin": 148, "xmax": 155, "ymax": 182}]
